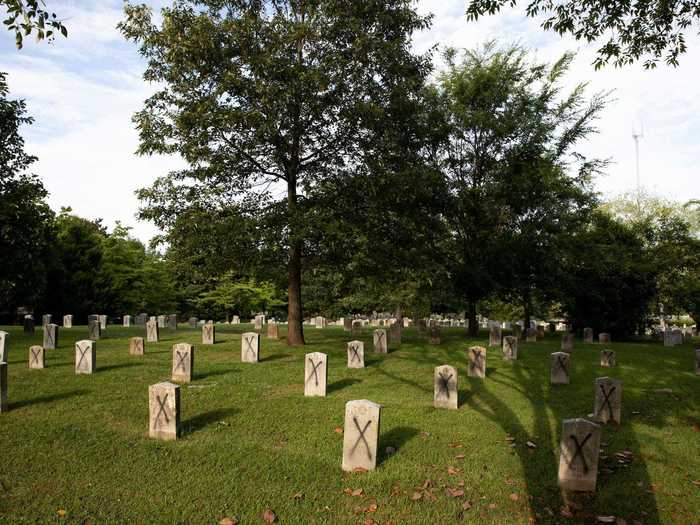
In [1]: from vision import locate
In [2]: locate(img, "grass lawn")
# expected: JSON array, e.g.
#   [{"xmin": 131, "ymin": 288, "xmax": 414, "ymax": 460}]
[{"xmin": 1, "ymin": 324, "xmax": 698, "ymax": 524}]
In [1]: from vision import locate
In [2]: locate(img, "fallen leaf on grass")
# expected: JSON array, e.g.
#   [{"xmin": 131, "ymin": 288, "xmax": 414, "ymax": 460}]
[
  {"xmin": 353, "ymin": 467, "xmax": 368, "ymax": 473},
  {"xmin": 455, "ymin": 454, "xmax": 465, "ymax": 460},
  {"xmin": 365, "ymin": 503, "xmax": 378, "ymax": 513},
  {"xmin": 292, "ymin": 492, "xmax": 304, "ymax": 500},
  {"xmin": 352, "ymin": 488, "xmax": 364, "ymax": 497},
  {"xmin": 448, "ymin": 442, "xmax": 463, "ymax": 448},
  {"xmin": 462, "ymin": 500, "xmax": 473, "ymax": 510},
  {"xmin": 447, "ymin": 466, "xmax": 460, "ymax": 475},
  {"xmin": 364, "ymin": 519, "xmax": 377, "ymax": 525},
  {"xmin": 262, "ymin": 509, "xmax": 277, "ymax": 523},
  {"xmin": 488, "ymin": 503, "xmax": 497, "ymax": 509},
  {"xmin": 446, "ymin": 487, "xmax": 465, "ymax": 498},
  {"xmin": 333, "ymin": 427, "xmax": 343, "ymax": 434},
  {"xmin": 509, "ymin": 493, "xmax": 519, "ymax": 501},
  {"xmin": 57, "ymin": 509, "xmax": 67, "ymax": 517},
  {"xmin": 219, "ymin": 518, "xmax": 238, "ymax": 525},
  {"xmin": 410, "ymin": 491, "xmax": 422, "ymax": 501},
  {"xmin": 420, "ymin": 431, "xmax": 430, "ymax": 438}
]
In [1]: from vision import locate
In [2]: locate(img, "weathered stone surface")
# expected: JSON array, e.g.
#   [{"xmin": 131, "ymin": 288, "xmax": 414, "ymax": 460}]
[
  {"xmin": 557, "ymin": 418, "xmax": 602, "ymax": 492},
  {"xmin": 0, "ymin": 363, "xmax": 6, "ymax": 412},
  {"xmin": 598, "ymin": 332, "xmax": 611, "ymax": 344},
  {"xmin": 23, "ymin": 315, "xmax": 34, "ymax": 334},
  {"xmin": 130, "ymin": 337, "xmax": 145, "ymax": 356},
  {"xmin": 389, "ymin": 323, "xmax": 402, "ymax": 346},
  {"xmin": 537, "ymin": 325, "xmax": 546, "ymax": 339},
  {"xmin": 351, "ymin": 320, "xmax": 362, "ymax": 336},
  {"xmin": 157, "ymin": 315, "xmax": 166, "ymax": 328},
  {"xmin": 43, "ymin": 324, "xmax": 58, "ymax": 350},
  {"xmin": 75, "ymin": 340, "xmax": 95, "ymax": 374},
  {"xmin": 593, "ymin": 377, "xmax": 622, "ymax": 424},
  {"xmin": 561, "ymin": 333, "xmax": 574, "ymax": 352},
  {"xmin": 434, "ymin": 364, "xmax": 458, "ymax": 410},
  {"xmin": 241, "ymin": 332, "xmax": 260, "ymax": 363},
  {"xmin": 254, "ymin": 315, "xmax": 264, "ymax": 331},
  {"xmin": 663, "ymin": 330, "xmax": 674, "ymax": 347},
  {"xmin": 267, "ymin": 323, "xmax": 279, "ymax": 339},
  {"xmin": 42, "ymin": 314, "xmax": 52, "ymax": 327},
  {"xmin": 0, "ymin": 331, "xmax": 8, "ymax": 362},
  {"xmin": 99, "ymin": 315, "xmax": 107, "ymax": 330},
  {"xmin": 342, "ymin": 317, "xmax": 352, "ymax": 331},
  {"xmin": 63, "ymin": 315, "xmax": 73, "ymax": 328},
  {"xmin": 28, "ymin": 345, "xmax": 44, "ymax": 369},
  {"xmin": 304, "ymin": 352, "xmax": 327, "ymax": 397},
  {"xmin": 136, "ymin": 313, "xmax": 148, "ymax": 326},
  {"xmin": 123, "ymin": 315, "xmax": 132, "ymax": 327},
  {"xmin": 88, "ymin": 319, "xmax": 101, "ymax": 341},
  {"xmin": 188, "ymin": 317, "xmax": 198, "ymax": 328},
  {"xmin": 149, "ymin": 381, "xmax": 180, "ymax": 441},
  {"xmin": 671, "ymin": 329, "xmax": 683, "ymax": 345},
  {"xmin": 146, "ymin": 320, "xmax": 159, "ymax": 343},
  {"xmin": 232, "ymin": 315, "xmax": 240, "ymax": 324},
  {"xmin": 468, "ymin": 346, "xmax": 486, "ymax": 378},
  {"xmin": 373, "ymin": 329, "xmax": 388, "ymax": 354},
  {"xmin": 489, "ymin": 324, "xmax": 502, "ymax": 347},
  {"xmin": 583, "ymin": 327, "xmax": 593, "ymax": 343},
  {"xmin": 202, "ymin": 323, "xmax": 215, "ymax": 345},
  {"xmin": 429, "ymin": 325, "xmax": 441, "ymax": 345},
  {"xmin": 550, "ymin": 352, "xmax": 571, "ymax": 385},
  {"xmin": 315, "ymin": 316, "xmax": 326, "ymax": 329},
  {"xmin": 171, "ymin": 343, "xmax": 194, "ymax": 382},
  {"xmin": 526, "ymin": 327, "xmax": 537, "ymax": 342},
  {"xmin": 695, "ymin": 348, "xmax": 700, "ymax": 375},
  {"xmin": 342, "ymin": 400, "xmax": 381, "ymax": 472},
  {"xmin": 347, "ymin": 341, "xmax": 364, "ymax": 368},
  {"xmin": 503, "ymin": 336, "xmax": 518, "ymax": 360},
  {"xmin": 600, "ymin": 349, "xmax": 616, "ymax": 367},
  {"xmin": 168, "ymin": 314, "xmax": 178, "ymax": 330}
]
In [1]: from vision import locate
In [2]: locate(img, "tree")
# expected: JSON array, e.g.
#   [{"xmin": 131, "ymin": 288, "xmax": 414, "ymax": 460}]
[
  {"xmin": 466, "ymin": 0, "xmax": 699, "ymax": 68},
  {"xmin": 119, "ymin": 0, "xmax": 431, "ymax": 345},
  {"xmin": 1, "ymin": 0, "xmax": 67, "ymax": 48}
]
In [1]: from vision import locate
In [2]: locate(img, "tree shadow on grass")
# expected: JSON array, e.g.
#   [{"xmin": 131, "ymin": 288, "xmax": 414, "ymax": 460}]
[
  {"xmin": 261, "ymin": 353, "xmax": 294, "ymax": 362},
  {"xmin": 99, "ymin": 362, "xmax": 143, "ymax": 373},
  {"xmin": 378, "ymin": 426, "xmax": 419, "ymax": 465},
  {"xmin": 327, "ymin": 378, "xmax": 361, "ymax": 394},
  {"xmin": 196, "ymin": 367, "xmax": 237, "ymax": 380},
  {"xmin": 181, "ymin": 408, "xmax": 239, "ymax": 437},
  {"xmin": 11, "ymin": 389, "xmax": 88, "ymax": 410}
]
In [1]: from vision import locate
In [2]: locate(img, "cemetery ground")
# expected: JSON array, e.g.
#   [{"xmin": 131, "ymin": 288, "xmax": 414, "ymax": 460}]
[{"xmin": 1, "ymin": 325, "xmax": 698, "ymax": 524}]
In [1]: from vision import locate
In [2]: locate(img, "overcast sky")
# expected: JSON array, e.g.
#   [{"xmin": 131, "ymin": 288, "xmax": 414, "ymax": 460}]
[{"xmin": 2, "ymin": 0, "xmax": 698, "ymax": 242}]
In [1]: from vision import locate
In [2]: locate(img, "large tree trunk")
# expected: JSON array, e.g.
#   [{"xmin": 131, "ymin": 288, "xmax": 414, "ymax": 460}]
[
  {"xmin": 286, "ymin": 178, "xmax": 305, "ymax": 346},
  {"xmin": 467, "ymin": 300, "xmax": 478, "ymax": 337}
]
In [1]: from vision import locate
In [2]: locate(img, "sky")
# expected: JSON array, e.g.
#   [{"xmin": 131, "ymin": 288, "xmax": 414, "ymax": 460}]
[{"xmin": 1, "ymin": 0, "xmax": 698, "ymax": 242}]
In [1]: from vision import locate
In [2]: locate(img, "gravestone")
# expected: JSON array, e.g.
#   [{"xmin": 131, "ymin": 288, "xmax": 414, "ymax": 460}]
[
  {"xmin": 130, "ymin": 337, "xmax": 145, "ymax": 356},
  {"xmin": 417, "ymin": 318, "xmax": 427, "ymax": 332},
  {"xmin": 43, "ymin": 324, "xmax": 58, "ymax": 350},
  {"xmin": 429, "ymin": 325, "xmax": 441, "ymax": 345},
  {"xmin": 123, "ymin": 315, "xmax": 132, "ymax": 327},
  {"xmin": 373, "ymin": 329, "xmax": 388, "ymax": 354},
  {"xmin": 232, "ymin": 315, "xmax": 240, "ymax": 324},
  {"xmin": 28, "ymin": 345, "xmax": 44, "ymax": 369},
  {"xmin": 513, "ymin": 325, "xmax": 522, "ymax": 340},
  {"xmin": 598, "ymin": 333, "xmax": 611, "ymax": 344},
  {"xmin": 315, "ymin": 316, "xmax": 326, "ymax": 329},
  {"xmin": 254, "ymin": 315, "xmax": 264, "ymax": 331},
  {"xmin": 434, "ymin": 364, "xmax": 458, "ymax": 410},
  {"xmin": 146, "ymin": 320, "xmax": 159, "ymax": 343},
  {"xmin": 171, "ymin": 343, "xmax": 194, "ymax": 383},
  {"xmin": 136, "ymin": 313, "xmax": 148, "ymax": 326},
  {"xmin": 537, "ymin": 325, "xmax": 546, "ymax": 339},
  {"xmin": 0, "ymin": 331, "xmax": 8, "ymax": 362},
  {"xmin": 671, "ymin": 329, "xmax": 683, "ymax": 345},
  {"xmin": 468, "ymin": 346, "xmax": 486, "ymax": 378},
  {"xmin": 489, "ymin": 324, "xmax": 502, "ymax": 347},
  {"xmin": 75, "ymin": 340, "xmax": 95, "ymax": 374},
  {"xmin": 241, "ymin": 332, "xmax": 260, "ymax": 363},
  {"xmin": 0, "ymin": 363, "xmax": 6, "ymax": 412},
  {"xmin": 42, "ymin": 314, "xmax": 51, "ymax": 327},
  {"xmin": 561, "ymin": 333, "xmax": 574, "ymax": 352},
  {"xmin": 99, "ymin": 315, "xmax": 107, "ymax": 330},
  {"xmin": 202, "ymin": 323, "xmax": 215, "ymax": 345},
  {"xmin": 600, "ymin": 349, "xmax": 616, "ymax": 367},
  {"xmin": 557, "ymin": 418, "xmax": 602, "ymax": 492},
  {"xmin": 341, "ymin": 399, "xmax": 381, "ymax": 472},
  {"xmin": 526, "ymin": 327, "xmax": 537, "ymax": 342},
  {"xmin": 304, "ymin": 352, "xmax": 327, "ymax": 397},
  {"xmin": 157, "ymin": 315, "xmax": 166, "ymax": 328},
  {"xmin": 188, "ymin": 317, "xmax": 198, "ymax": 328},
  {"xmin": 351, "ymin": 320, "xmax": 362, "ymax": 336},
  {"xmin": 63, "ymin": 315, "xmax": 73, "ymax": 328},
  {"xmin": 583, "ymin": 327, "xmax": 593, "ymax": 343},
  {"xmin": 548, "ymin": 322, "xmax": 556, "ymax": 333},
  {"xmin": 663, "ymin": 330, "xmax": 674, "ymax": 347},
  {"xmin": 503, "ymin": 336, "xmax": 518, "ymax": 360},
  {"xmin": 695, "ymin": 347, "xmax": 700, "ymax": 375},
  {"xmin": 23, "ymin": 315, "xmax": 35, "ymax": 334},
  {"xmin": 389, "ymin": 323, "xmax": 402, "ymax": 346},
  {"xmin": 168, "ymin": 314, "xmax": 178, "ymax": 330},
  {"xmin": 594, "ymin": 377, "xmax": 622, "ymax": 424},
  {"xmin": 88, "ymin": 319, "xmax": 101, "ymax": 341},
  {"xmin": 550, "ymin": 352, "xmax": 571, "ymax": 385},
  {"xmin": 267, "ymin": 323, "xmax": 279, "ymax": 339},
  {"xmin": 149, "ymin": 381, "xmax": 180, "ymax": 441},
  {"xmin": 347, "ymin": 341, "xmax": 365, "ymax": 368},
  {"xmin": 343, "ymin": 317, "xmax": 352, "ymax": 331}
]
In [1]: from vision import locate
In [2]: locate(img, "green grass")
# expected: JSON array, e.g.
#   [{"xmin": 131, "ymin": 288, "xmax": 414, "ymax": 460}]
[{"xmin": 1, "ymin": 324, "xmax": 699, "ymax": 524}]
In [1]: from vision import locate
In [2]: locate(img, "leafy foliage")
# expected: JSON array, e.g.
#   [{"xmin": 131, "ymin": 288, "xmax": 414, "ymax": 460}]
[{"xmin": 1, "ymin": 0, "xmax": 67, "ymax": 49}]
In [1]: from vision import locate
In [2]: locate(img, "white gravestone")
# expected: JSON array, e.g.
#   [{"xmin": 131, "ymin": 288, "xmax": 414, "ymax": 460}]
[
  {"xmin": 267, "ymin": 323, "xmax": 279, "ymax": 339},
  {"xmin": 43, "ymin": 324, "xmax": 58, "ymax": 350},
  {"xmin": 342, "ymin": 400, "xmax": 381, "ymax": 472},
  {"xmin": 75, "ymin": 340, "xmax": 95, "ymax": 375},
  {"xmin": 598, "ymin": 332, "xmax": 611, "ymax": 344},
  {"xmin": 29, "ymin": 345, "xmax": 45, "ymax": 369},
  {"xmin": 550, "ymin": 352, "xmax": 571, "ymax": 385},
  {"xmin": 594, "ymin": 377, "xmax": 622, "ymax": 424},
  {"xmin": 146, "ymin": 320, "xmax": 159, "ymax": 343},
  {"xmin": 600, "ymin": 349, "xmax": 616, "ymax": 367},
  {"xmin": 489, "ymin": 324, "xmax": 502, "ymax": 347},
  {"xmin": 130, "ymin": 337, "xmax": 145, "ymax": 356},
  {"xmin": 347, "ymin": 341, "xmax": 365, "ymax": 368},
  {"xmin": 434, "ymin": 364, "xmax": 458, "ymax": 410},
  {"xmin": 149, "ymin": 381, "xmax": 180, "ymax": 440},
  {"xmin": 304, "ymin": 352, "xmax": 327, "ymax": 397},
  {"xmin": 557, "ymin": 418, "xmax": 602, "ymax": 492},
  {"xmin": 171, "ymin": 343, "xmax": 194, "ymax": 383},
  {"xmin": 88, "ymin": 319, "xmax": 101, "ymax": 341},
  {"xmin": 561, "ymin": 333, "xmax": 574, "ymax": 352},
  {"xmin": 503, "ymin": 336, "xmax": 518, "ymax": 360},
  {"xmin": 0, "ymin": 331, "xmax": 8, "ymax": 362},
  {"xmin": 99, "ymin": 315, "xmax": 107, "ymax": 330},
  {"xmin": 63, "ymin": 315, "xmax": 73, "ymax": 328},
  {"xmin": 241, "ymin": 332, "xmax": 260, "ymax": 363},
  {"xmin": 468, "ymin": 346, "xmax": 486, "ymax": 378},
  {"xmin": 202, "ymin": 323, "xmax": 215, "ymax": 345},
  {"xmin": 373, "ymin": 329, "xmax": 388, "ymax": 354},
  {"xmin": 123, "ymin": 315, "xmax": 132, "ymax": 327}
]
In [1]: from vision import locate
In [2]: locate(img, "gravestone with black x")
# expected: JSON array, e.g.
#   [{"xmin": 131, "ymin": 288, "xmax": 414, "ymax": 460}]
[
  {"xmin": 130, "ymin": 337, "xmax": 145, "ymax": 356},
  {"xmin": 241, "ymin": 332, "xmax": 260, "ymax": 363},
  {"xmin": 42, "ymin": 314, "xmax": 52, "ymax": 327},
  {"xmin": 123, "ymin": 315, "xmax": 132, "ymax": 327},
  {"xmin": 503, "ymin": 336, "xmax": 518, "ymax": 360},
  {"xmin": 202, "ymin": 323, "xmax": 215, "ymax": 345},
  {"xmin": 342, "ymin": 399, "xmax": 381, "ymax": 472},
  {"xmin": 171, "ymin": 343, "xmax": 194, "ymax": 382},
  {"xmin": 468, "ymin": 346, "xmax": 486, "ymax": 379},
  {"xmin": 146, "ymin": 320, "xmax": 159, "ymax": 343},
  {"xmin": 429, "ymin": 325, "xmax": 440, "ymax": 345},
  {"xmin": 583, "ymin": 327, "xmax": 593, "ymax": 343},
  {"xmin": 168, "ymin": 314, "xmax": 178, "ymax": 330},
  {"xmin": 489, "ymin": 324, "xmax": 502, "ymax": 347},
  {"xmin": 23, "ymin": 315, "xmax": 35, "ymax": 334},
  {"xmin": 149, "ymin": 381, "xmax": 180, "ymax": 440},
  {"xmin": 75, "ymin": 340, "xmax": 95, "ymax": 375},
  {"xmin": 0, "ymin": 362, "xmax": 7, "ymax": 412},
  {"xmin": 526, "ymin": 327, "xmax": 537, "ymax": 342},
  {"xmin": 557, "ymin": 418, "xmax": 602, "ymax": 491},
  {"xmin": 600, "ymin": 349, "xmax": 616, "ymax": 368},
  {"xmin": 550, "ymin": 352, "xmax": 570, "ymax": 385},
  {"xmin": 99, "ymin": 315, "xmax": 107, "ymax": 330},
  {"xmin": 63, "ymin": 315, "xmax": 73, "ymax": 329},
  {"xmin": 351, "ymin": 320, "xmax": 362, "ymax": 336},
  {"xmin": 304, "ymin": 352, "xmax": 328, "ymax": 397},
  {"xmin": 695, "ymin": 348, "xmax": 700, "ymax": 375},
  {"xmin": 0, "ymin": 331, "xmax": 8, "ymax": 362},
  {"xmin": 28, "ymin": 345, "xmax": 45, "ymax": 369},
  {"xmin": 598, "ymin": 332, "xmax": 611, "ymax": 344},
  {"xmin": 594, "ymin": 377, "xmax": 622, "ymax": 424},
  {"xmin": 373, "ymin": 329, "xmax": 388, "ymax": 354},
  {"xmin": 347, "ymin": 340, "xmax": 365, "ymax": 368},
  {"xmin": 43, "ymin": 324, "xmax": 58, "ymax": 350},
  {"xmin": 88, "ymin": 319, "xmax": 101, "ymax": 341},
  {"xmin": 561, "ymin": 333, "xmax": 574, "ymax": 352},
  {"xmin": 267, "ymin": 322, "xmax": 279, "ymax": 339},
  {"xmin": 434, "ymin": 364, "xmax": 458, "ymax": 410}
]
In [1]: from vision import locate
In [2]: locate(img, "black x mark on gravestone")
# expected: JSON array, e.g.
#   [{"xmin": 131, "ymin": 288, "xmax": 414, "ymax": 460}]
[
  {"xmin": 350, "ymin": 416, "xmax": 372, "ymax": 460},
  {"xmin": 154, "ymin": 394, "xmax": 169, "ymax": 428},
  {"xmin": 470, "ymin": 350, "xmax": 484, "ymax": 372},
  {"xmin": 568, "ymin": 432, "xmax": 592, "ymax": 473},
  {"xmin": 556, "ymin": 355, "xmax": 569, "ymax": 375},
  {"xmin": 597, "ymin": 384, "xmax": 616, "ymax": 420},
  {"xmin": 244, "ymin": 337, "xmax": 256, "ymax": 358},
  {"xmin": 45, "ymin": 329, "xmax": 55, "ymax": 347},
  {"xmin": 376, "ymin": 332, "xmax": 385, "ymax": 344},
  {"xmin": 349, "ymin": 345, "xmax": 361, "ymax": 362},
  {"xmin": 76, "ymin": 344, "xmax": 89, "ymax": 370},
  {"xmin": 307, "ymin": 358, "xmax": 322, "ymax": 386},
  {"xmin": 437, "ymin": 371, "xmax": 452, "ymax": 398},
  {"xmin": 174, "ymin": 351, "xmax": 188, "ymax": 372},
  {"xmin": 30, "ymin": 348, "xmax": 41, "ymax": 365}
]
